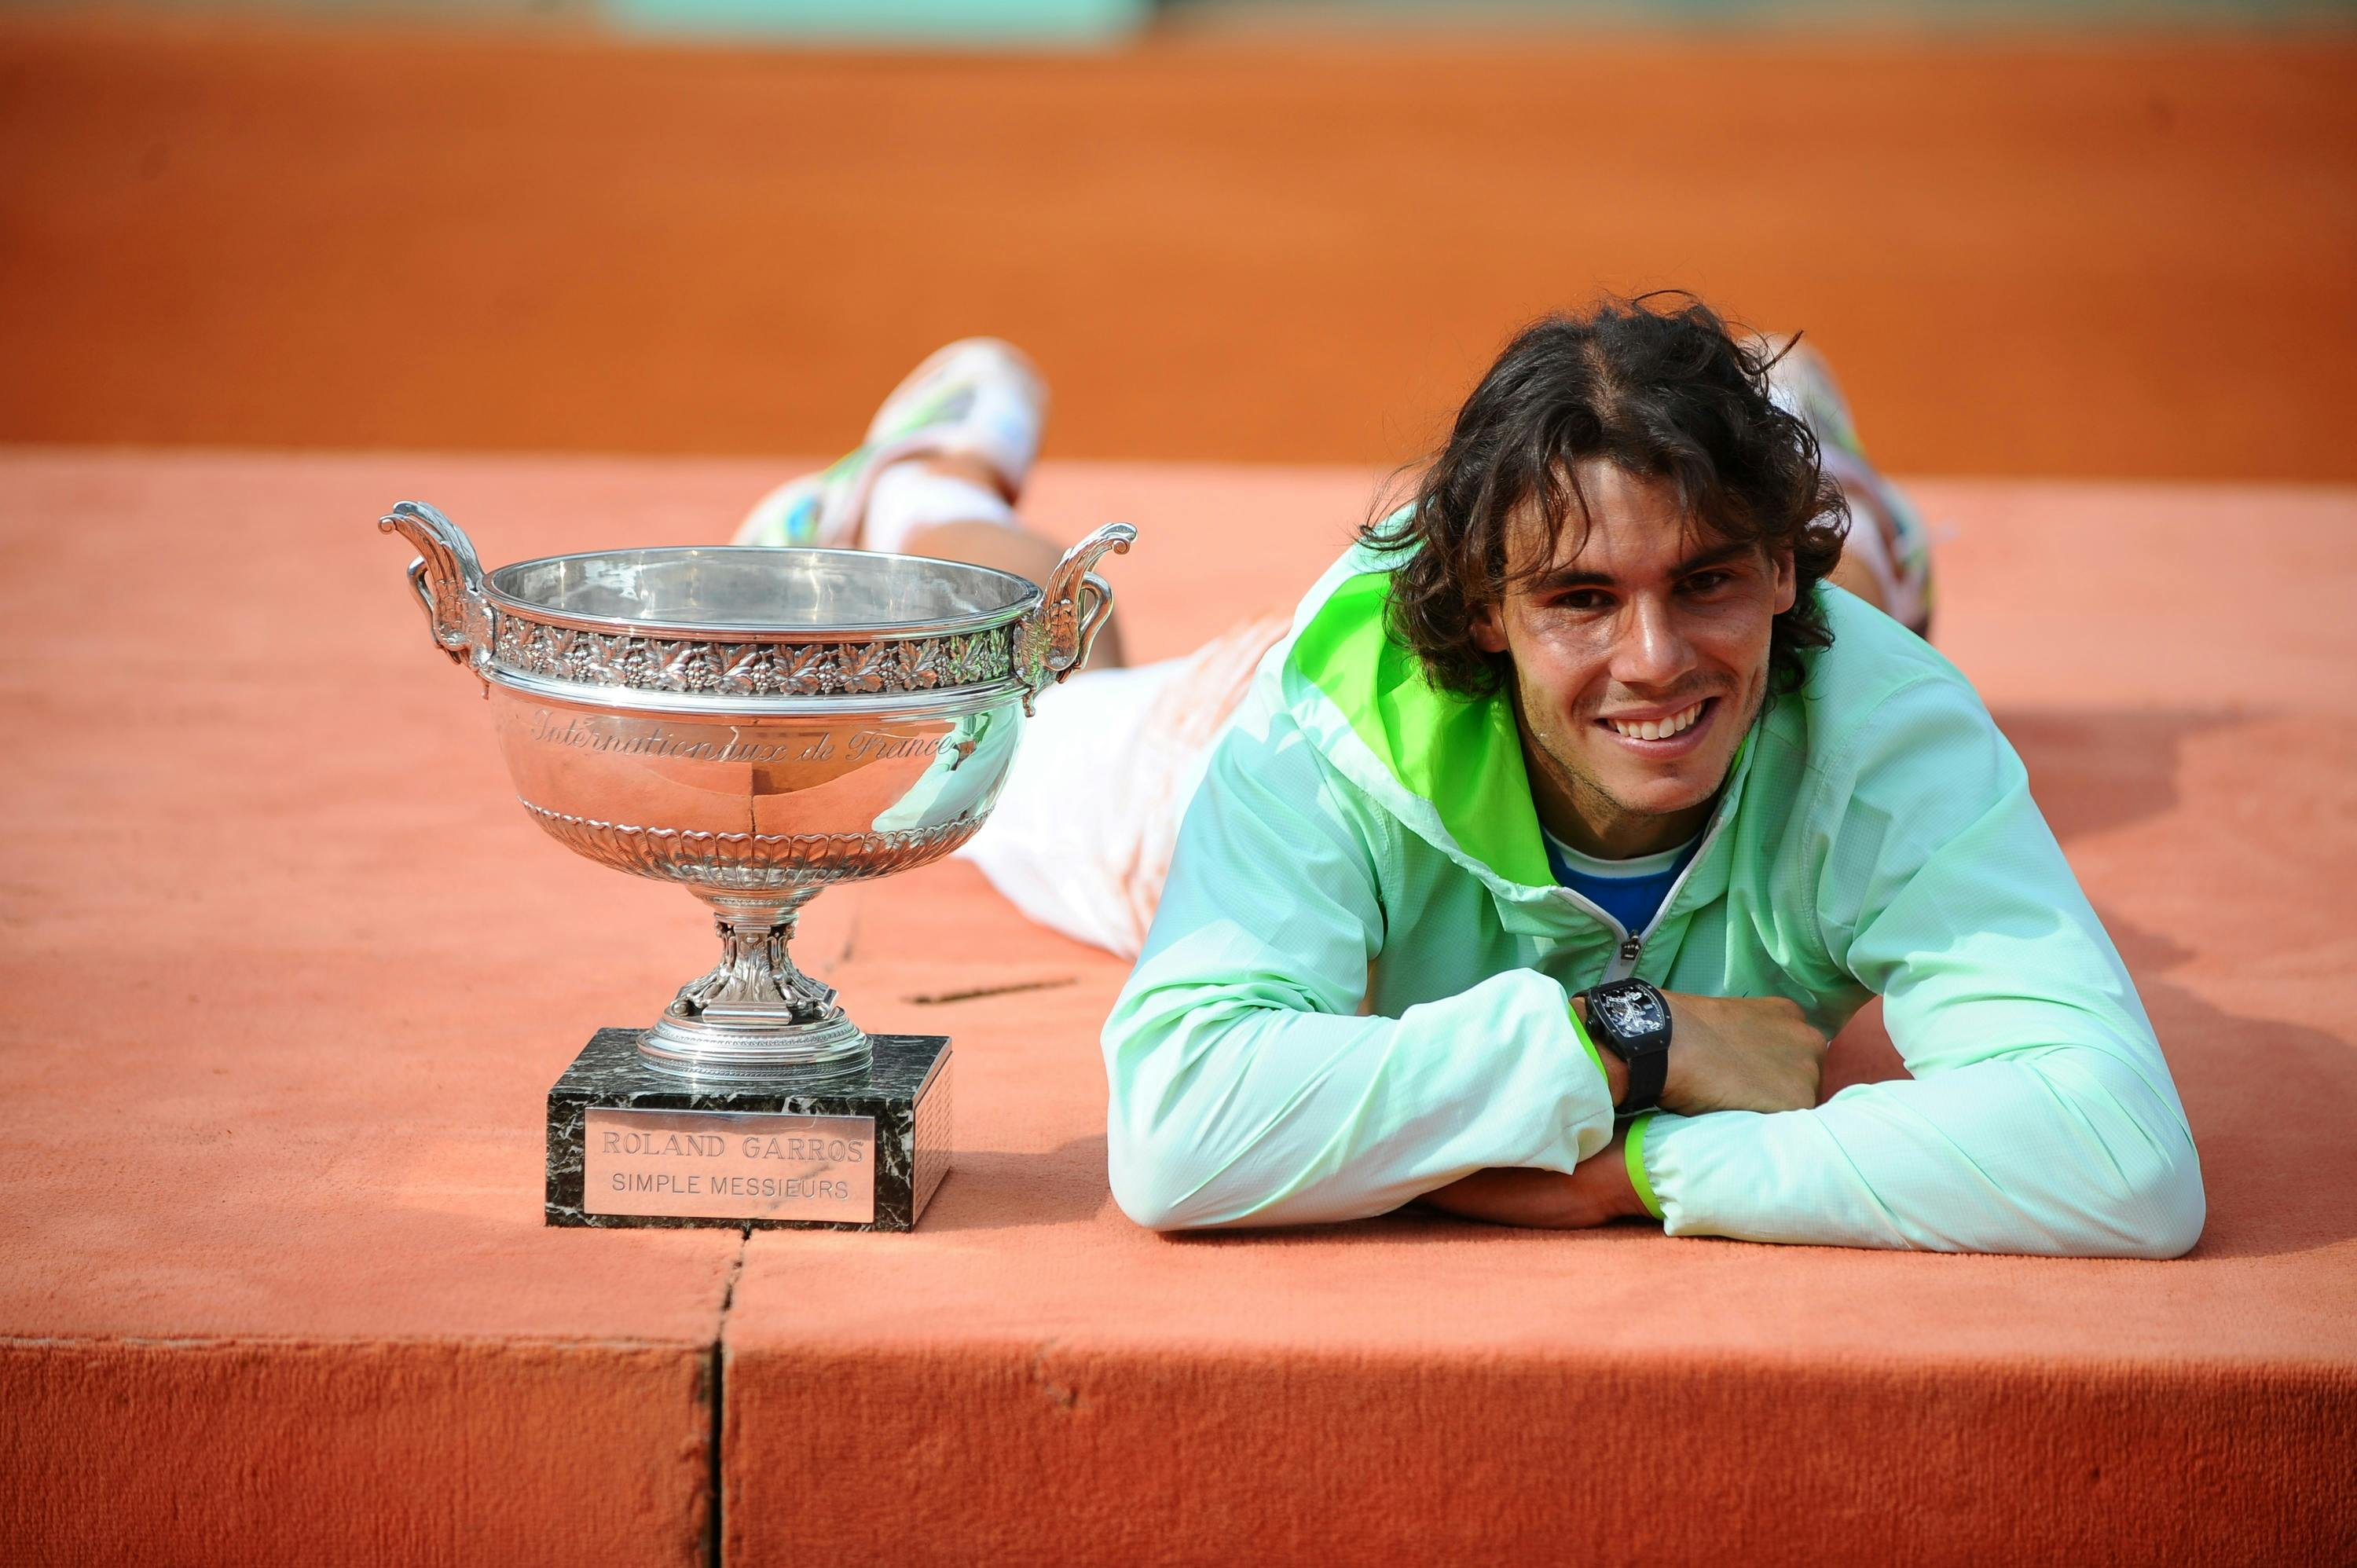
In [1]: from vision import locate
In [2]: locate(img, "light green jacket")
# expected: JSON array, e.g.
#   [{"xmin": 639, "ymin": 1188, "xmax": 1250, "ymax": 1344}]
[{"xmin": 1102, "ymin": 544, "xmax": 2205, "ymax": 1255}]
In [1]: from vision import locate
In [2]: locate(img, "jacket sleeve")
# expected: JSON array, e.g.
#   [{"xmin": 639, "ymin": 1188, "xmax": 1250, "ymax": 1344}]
[
  {"xmin": 1634, "ymin": 676, "xmax": 2206, "ymax": 1258},
  {"xmin": 1102, "ymin": 689, "xmax": 1619, "ymax": 1230}
]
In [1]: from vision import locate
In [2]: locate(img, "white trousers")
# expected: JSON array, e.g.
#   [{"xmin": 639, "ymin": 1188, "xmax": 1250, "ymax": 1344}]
[{"xmin": 956, "ymin": 616, "xmax": 1287, "ymax": 960}]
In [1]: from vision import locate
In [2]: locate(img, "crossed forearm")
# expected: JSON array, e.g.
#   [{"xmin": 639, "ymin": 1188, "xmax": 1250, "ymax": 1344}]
[
  {"xmin": 1417, "ymin": 990, "xmax": 1831, "ymax": 1229},
  {"xmin": 1417, "ymin": 1130, "xmax": 1648, "ymax": 1228}
]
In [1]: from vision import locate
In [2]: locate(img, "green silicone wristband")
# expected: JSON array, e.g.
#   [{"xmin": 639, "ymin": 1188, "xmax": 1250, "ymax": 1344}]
[{"xmin": 1624, "ymin": 1113, "xmax": 1664, "ymax": 1220}]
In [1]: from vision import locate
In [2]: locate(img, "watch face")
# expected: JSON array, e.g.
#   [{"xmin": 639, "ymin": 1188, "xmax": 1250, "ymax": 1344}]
[{"xmin": 1595, "ymin": 986, "xmax": 1666, "ymax": 1040}]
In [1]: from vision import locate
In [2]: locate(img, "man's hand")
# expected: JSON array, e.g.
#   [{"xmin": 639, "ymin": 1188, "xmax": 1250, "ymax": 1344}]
[
  {"xmin": 1651, "ymin": 992, "xmax": 1828, "ymax": 1115},
  {"xmin": 1416, "ymin": 1131, "xmax": 1648, "ymax": 1229},
  {"xmin": 1420, "ymin": 993, "xmax": 1827, "ymax": 1229}
]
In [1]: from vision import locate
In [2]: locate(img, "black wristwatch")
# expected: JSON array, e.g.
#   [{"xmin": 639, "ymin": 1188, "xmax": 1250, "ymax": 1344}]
[{"xmin": 1579, "ymin": 978, "xmax": 1673, "ymax": 1114}]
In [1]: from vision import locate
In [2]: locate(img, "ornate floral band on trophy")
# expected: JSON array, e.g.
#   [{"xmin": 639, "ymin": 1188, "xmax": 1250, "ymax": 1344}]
[{"xmin": 379, "ymin": 502, "xmax": 1135, "ymax": 1232}]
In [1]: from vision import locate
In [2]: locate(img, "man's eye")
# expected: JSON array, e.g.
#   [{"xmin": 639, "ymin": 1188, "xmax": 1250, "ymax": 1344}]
[
  {"xmin": 1554, "ymin": 591, "xmax": 1611, "ymax": 612},
  {"xmin": 1682, "ymin": 572, "xmax": 1731, "ymax": 594}
]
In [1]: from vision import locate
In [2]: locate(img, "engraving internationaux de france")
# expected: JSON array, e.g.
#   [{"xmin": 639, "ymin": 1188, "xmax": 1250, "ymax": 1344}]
[
  {"xmin": 526, "ymin": 709, "xmax": 967, "ymax": 768},
  {"xmin": 584, "ymin": 1108, "xmax": 878, "ymax": 1222}
]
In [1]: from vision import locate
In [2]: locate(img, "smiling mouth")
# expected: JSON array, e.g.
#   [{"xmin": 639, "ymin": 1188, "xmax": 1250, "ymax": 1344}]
[{"xmin": 1600, "ymin": 697, "xmax": 1714, "ymax": 742}]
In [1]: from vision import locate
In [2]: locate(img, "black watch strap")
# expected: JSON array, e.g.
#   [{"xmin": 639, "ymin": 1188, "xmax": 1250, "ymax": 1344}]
[{"xmin": 1580, "ymin": 979, "xmax": 1673, "ymax": 1114}]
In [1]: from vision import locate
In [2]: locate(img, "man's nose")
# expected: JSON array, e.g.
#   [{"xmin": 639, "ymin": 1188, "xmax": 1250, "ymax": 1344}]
[{"xmin": 1612, "ymin": 594, "xmax": 1695, "ymax": 688}]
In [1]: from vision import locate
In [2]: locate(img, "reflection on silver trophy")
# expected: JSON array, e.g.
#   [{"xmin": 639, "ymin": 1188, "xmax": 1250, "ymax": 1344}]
[{"xmin": 379, "ymin": 500, "xmax": 1135, "ymax": 1083}]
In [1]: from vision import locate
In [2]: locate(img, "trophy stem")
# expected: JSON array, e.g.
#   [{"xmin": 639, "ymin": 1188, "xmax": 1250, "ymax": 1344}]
[{"xmin": 636, "ymin": 888, "xmax": 870, "ymax": 1083}]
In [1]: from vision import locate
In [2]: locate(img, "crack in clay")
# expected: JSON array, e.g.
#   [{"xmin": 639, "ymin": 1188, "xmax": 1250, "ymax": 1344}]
[
  {"xmin": 907, "ymin": 976, "xmax": 1076, "ymax": 1006},
  {"xmin": 1029, "ymin": 1336, "xmax": 1085, "ymax": 1414},
  {"xmin": 707, "ymin": 1226, "xmax": 750, "ymax": 1568}
]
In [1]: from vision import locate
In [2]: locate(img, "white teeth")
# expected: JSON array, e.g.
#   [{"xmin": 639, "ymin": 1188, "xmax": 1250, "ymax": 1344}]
[{"xmin": 1608, "ymin": 701, "xmax": 1704, "ymax": 741}]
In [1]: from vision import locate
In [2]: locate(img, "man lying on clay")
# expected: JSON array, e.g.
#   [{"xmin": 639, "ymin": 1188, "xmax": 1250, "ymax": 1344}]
[{"xmin": 735, "ymin": 296, "xmax": 2205, "ymax": 1255}]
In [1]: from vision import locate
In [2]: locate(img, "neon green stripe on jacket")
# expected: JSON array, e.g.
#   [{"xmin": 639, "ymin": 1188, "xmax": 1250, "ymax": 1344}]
[{"xmin": 1102, "ymin": 544, "xmax": 2205, "ymax": 1255}]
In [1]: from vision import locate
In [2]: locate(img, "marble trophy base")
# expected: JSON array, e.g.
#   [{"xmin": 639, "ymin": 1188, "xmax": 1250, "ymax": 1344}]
[{"xmin": 546, "ymin": 1028, "xmax": 951, "ymax": 1233}]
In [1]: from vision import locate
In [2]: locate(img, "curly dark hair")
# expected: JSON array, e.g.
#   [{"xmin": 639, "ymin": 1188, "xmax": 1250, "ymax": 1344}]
[{"xmin": 1365, "ymin": 293, "xmax": 1849, "ymax": 698}]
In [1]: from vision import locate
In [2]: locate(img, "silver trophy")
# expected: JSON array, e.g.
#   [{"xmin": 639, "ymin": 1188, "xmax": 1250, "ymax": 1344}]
[{"xmin": 380, "ymin": 501, "xmax": 1133, "ymax": 1229}]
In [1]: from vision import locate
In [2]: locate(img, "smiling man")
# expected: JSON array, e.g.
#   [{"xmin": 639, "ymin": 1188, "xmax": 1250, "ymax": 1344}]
[{"xmin": 1097, "ymin": 296, "xmax": 2205, "ymax": 1252}]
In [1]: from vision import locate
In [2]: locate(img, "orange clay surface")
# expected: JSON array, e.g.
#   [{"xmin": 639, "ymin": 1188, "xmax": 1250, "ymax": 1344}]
[
  {"xmin": 2, "ymin": 449, "xmax": 2354, "ymax": 1563},
  {"xmin": 0, "ymin": 22, "xmax": 2354, "ymax": 482}
]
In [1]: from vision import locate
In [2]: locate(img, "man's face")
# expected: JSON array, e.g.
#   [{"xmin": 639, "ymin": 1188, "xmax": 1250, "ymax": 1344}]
[{"xmin": 1471, "ymin": 460, "xmax": 1795, "ymax": 860}]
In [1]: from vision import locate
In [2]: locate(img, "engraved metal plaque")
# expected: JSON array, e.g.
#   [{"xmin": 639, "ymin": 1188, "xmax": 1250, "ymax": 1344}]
[{"xmin": 584, "ymin": 1108, "xmax": 877, "ymax": 1223}]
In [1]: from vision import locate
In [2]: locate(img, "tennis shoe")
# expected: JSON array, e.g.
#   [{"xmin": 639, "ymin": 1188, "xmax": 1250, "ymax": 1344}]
[{"xmin": 735, "ymin": 338, "xmax": 1047, "ymax": 549}]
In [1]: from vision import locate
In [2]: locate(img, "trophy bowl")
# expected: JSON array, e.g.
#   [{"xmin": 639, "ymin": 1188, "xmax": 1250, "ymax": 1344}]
[{"xmin": 380, "ymin": 500, "xmax": 1135, "ymax": 1084}]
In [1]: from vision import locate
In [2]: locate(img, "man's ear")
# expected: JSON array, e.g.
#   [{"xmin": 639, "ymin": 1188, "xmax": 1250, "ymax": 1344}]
[
  {"xmin": 1771, "ymin": 547, "xmax": 1798, "ymax": 615},
  {"xmin": 1470, "ymin": 599, "xmax": 1508, "ymax": 655}
]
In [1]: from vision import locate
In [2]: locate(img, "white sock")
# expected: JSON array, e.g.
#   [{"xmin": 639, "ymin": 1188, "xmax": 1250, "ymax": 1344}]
[{"xmin": 860, "ymin": 463, "xmax": 1020, "ymax": 555}]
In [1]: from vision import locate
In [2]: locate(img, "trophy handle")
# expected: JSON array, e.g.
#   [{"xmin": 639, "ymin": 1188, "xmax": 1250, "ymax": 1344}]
[
  {"xmin": 379, "ymin": 500, "xmax": 493, "ymax": 670},
  {"xmin": 1019, "ymin": 522, "xmax": 1135, "ymax": 711}
]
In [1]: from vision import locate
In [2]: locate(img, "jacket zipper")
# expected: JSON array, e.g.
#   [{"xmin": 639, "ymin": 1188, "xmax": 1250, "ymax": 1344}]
[{"xmin": 1552, "ymin": 791, "xmax": 1739, "ymax": 986}]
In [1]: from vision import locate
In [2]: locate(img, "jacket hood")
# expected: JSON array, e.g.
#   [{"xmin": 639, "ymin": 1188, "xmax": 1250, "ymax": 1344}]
[{"xmin": 1271, "ymin": 543, "xmax": 1763, "ymax": 928}]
